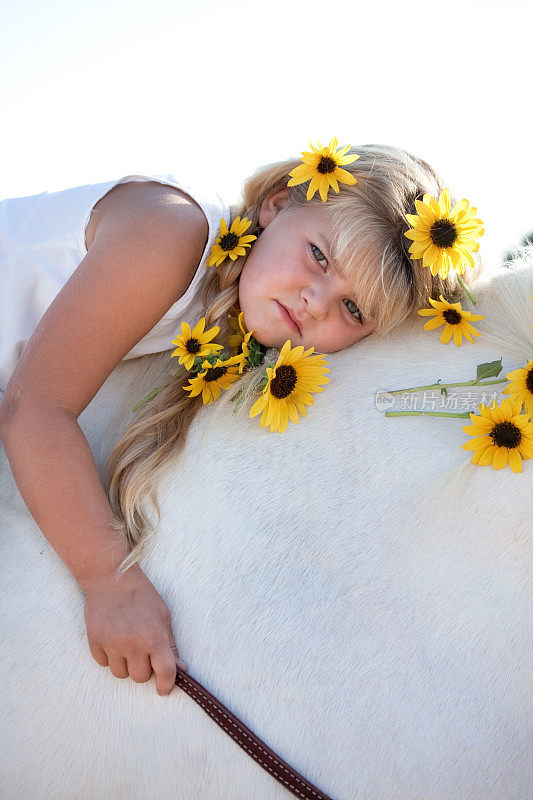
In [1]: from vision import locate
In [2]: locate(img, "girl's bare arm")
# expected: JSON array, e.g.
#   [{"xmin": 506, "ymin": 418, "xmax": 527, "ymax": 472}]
[{"xmin": 0, "ymin": 182, "xmax": 208, "ymax": 694}]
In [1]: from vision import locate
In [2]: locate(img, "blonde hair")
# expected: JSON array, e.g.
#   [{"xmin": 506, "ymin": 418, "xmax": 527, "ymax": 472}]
[{"xmin": 104, "ymin": 143, "xmax": 483, "ymax": 574}]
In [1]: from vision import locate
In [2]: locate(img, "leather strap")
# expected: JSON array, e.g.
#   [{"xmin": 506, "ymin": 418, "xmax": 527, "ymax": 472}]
[{"xmin": 175, "ymin": 666, "xmax": 336, "ymax": 800}]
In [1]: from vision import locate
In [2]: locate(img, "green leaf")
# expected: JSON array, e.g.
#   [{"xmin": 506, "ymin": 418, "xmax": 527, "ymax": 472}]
[
  {"xmin": 475, "ymin": 359, "xmax": 503, "ymax": 382},
  {"xmin": 246, "ymin": 336, "xmax": 267, "ymax": 368}
]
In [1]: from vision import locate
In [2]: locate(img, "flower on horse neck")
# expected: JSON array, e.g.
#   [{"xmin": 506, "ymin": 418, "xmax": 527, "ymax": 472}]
[
  {"xmin": 502, "ymin": 358, "xmax": 533, "ymax": 419},
  {"xmin": 461, "ymin": 396, "xmax": 533, "ymax": 473},
  {"xmin": 183, "ymin": 355, "xmax": 243, "ymax": 405},
  {"xmin": 249, "ymin": 340, "xmax": 330, "ymax": 434},
  {"xmin": 417, "ymin": 295, "xmax": 485, "ymax": 346}
]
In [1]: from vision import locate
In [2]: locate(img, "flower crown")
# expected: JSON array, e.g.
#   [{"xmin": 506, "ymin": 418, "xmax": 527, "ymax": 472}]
[{"xmin": 132, "ymin": 138, "xmax": 533, "ymax": 469}]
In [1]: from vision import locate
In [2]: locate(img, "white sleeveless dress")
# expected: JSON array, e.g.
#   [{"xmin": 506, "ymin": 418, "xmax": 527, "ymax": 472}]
[{"xmin": 0, "ymin": 174, "xmax": 230, "ymax": 396}]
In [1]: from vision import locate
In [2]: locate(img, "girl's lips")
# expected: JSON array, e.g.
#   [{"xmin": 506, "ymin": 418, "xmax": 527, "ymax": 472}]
[{"xmin": 276, "ymin": 301, "xmax": 300, "ymax": 335}]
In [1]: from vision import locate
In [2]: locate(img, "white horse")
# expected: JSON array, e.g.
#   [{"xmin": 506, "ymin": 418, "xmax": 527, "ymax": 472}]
[{"xmin": 1, "ymin": 254, "xmax": 531, "ymax": 800}]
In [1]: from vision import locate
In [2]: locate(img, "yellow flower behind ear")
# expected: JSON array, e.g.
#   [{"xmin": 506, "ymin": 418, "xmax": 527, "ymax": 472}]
[
  {"xmin": 287, "ymin": 137, "xmax": 359, "ymax": 203},
  {"xmin": 183, "ymin": 355, "xmax": 242, "ymax": 405},
  {"xmin": 207, "ymin": 217, "xmax": 257, "ymax": 267},
  {"xmin": 249, "ymin": 340, "xmax": 330, "ymax": 433},
  {"xmin": 461, "ymin": 397, "xmax": 533, "ymax": 473},
  {"xmin": 404, "ymin": 189, "xmax": 484, "ymax": 279},
  {"xmin": 170, "ymin": 318, "xmax": 223, "ymax": 370},
  {"xmin": 502, "ymin": 358, "xmax": 533, "ymax": 418},
  {"xmin": 418, "ymin": 295, "xmax": 485, "ymax": 345}
]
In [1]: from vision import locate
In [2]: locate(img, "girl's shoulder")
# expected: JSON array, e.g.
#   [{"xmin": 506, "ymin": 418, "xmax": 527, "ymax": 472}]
[
  {"xmin": 85, "ymin": 179, "xmax": 208, "ymax": 252},
  {"xmin": 0, "ymin": 179, "xmax": 211, "ymax": 420}
]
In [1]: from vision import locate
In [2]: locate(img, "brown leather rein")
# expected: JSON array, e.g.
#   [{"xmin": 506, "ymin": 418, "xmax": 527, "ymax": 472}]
[{"xmin": 175, "ymin": 666, "xmax": 336, "ymax": 800}]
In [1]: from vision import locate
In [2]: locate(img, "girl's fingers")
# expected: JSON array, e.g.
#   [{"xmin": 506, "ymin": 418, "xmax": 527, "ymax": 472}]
[
  {"xmin": 150, "ymin": 648, "xmax": 179, "ymax": 696},
  {"xmin": 107, "ymin": 654, "xmax": 129, "ymax": 679},
  {"xmin": 126, "ymin": 655, "xmax": 154, "ymax": 684},
  {"xmin": 88, "ymin": 640, "xmax": 109, "ymax": 667}
]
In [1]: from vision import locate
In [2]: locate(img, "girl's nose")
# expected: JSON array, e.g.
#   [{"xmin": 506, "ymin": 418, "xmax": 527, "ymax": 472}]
[{"xmin": 300, "ymin": 283, "xmax": 330, "ymax": 320}]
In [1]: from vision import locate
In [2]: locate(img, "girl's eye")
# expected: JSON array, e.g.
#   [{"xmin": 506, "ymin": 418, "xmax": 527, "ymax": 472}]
[
  {"xmin": 344, "ymin": 298, "xmax": 363, "ymax": 322},
  {"xmin": 311, "ymin": 244, "xmax": 328, "ymax": 269}
]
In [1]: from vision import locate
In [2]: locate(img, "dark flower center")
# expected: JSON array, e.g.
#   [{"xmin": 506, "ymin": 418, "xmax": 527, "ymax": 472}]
[
  {"xmin": 442, "ymin": 309, "xmax": 462, "ymax": 325},
  {"xmin": 220, "ymin": 232, "xmax": 239, "ymax": 252},
  {"xmin": 186, "ymin": 338, "xmax": 201, "ymax": 354},
  {"xmin": 526, "ymin": 367, "xmax": 533, "ymax": 395},
  {"xmin": 490, "ymin": 421, "xmax": 521, "ymax": 449},
  {"xmin": 430, "ymin": 220, "xmax": 457, "ymax": 248},
  {"xmin": 204, "ymin": 366, "xmax": 227, "ymax": 382},
  {"xmin": 317, "ymin": 156, "xmax": 337, "ymax": 174},
  {"xmin": 270, "ymin": 364, "xmax": 297, "ymax": 399}
]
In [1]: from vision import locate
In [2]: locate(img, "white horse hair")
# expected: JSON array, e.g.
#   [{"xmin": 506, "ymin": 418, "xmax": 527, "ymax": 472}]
[{"xmin": 1, "ymin": 251, "xmax": 532, "ymax": 799}]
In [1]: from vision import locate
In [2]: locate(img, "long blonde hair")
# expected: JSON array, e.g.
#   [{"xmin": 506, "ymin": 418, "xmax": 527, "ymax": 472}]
[{"xmin": 104, "ymin": 144, "xmax": 483, "ymax": 574}]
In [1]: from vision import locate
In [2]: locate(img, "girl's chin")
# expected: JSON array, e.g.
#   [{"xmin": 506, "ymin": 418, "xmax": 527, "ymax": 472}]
[{"xmin": 248, "ymin": 329, "xmax": 285, "ymax": 350}]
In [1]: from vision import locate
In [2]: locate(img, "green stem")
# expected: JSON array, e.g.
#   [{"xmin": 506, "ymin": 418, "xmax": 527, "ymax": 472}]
[
  {"xmin": 131, "ymin": 371, "xmax": 185, "ymax": 412},
  {"xmin": 387, "ymin": 378, "xmax": 507, "ymax": 396},
  {"xmin": 385, "ymin": 410, "xmax": 473, "ymax": 419},
  {"xmin": 456, "ymin": 273, "xmax": 476, "ymax": 305}
]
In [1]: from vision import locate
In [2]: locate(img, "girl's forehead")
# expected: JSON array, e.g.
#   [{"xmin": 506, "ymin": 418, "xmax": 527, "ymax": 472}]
[
  {"xmin": 285, "ymin": 203, "xmax": 379, "ymax": 283},
  {"xmin": 284, "ymin": 204, "xmax": 338, "ymax": 244}
]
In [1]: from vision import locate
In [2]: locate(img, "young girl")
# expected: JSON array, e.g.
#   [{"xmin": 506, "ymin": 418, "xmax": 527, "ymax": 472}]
[{"xmin": 0, "ymin": 142, "xmax": 481, "ymax": 698}]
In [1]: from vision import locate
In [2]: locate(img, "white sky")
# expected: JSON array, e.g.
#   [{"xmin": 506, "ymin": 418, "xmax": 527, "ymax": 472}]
[{"xmin": 1, "ymin": 0, "xmax": 532, "ymax": 265}]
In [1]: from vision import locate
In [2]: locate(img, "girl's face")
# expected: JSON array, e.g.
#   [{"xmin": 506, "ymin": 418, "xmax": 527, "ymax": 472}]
[{"xmin": 238, "ymin": 189, "xmax": 375, "ymax": 353}]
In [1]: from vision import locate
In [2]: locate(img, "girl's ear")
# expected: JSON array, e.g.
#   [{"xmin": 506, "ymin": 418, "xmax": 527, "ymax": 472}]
[{"xmin": 258, "ymin": 188, "xmax": 291, "ymax": 228}]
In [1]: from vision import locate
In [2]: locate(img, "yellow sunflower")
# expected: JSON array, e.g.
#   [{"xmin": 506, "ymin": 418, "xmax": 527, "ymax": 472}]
[
  {"xmin": 417, "ymin": 294, "xmax": 485, "ymax": 346},
  {"xmin": 461, "ymin": 396, "xmax": 533, "ymax": 473},
  {"xmin": 227, "ymin": 311, "xmax": 256, "ymax": 373},
  {"xmin": 207, "ymin": 217, "xmax": 257, "ymax": 267},
  {"xmin": 502, "ymin": 358, "xmax": 533, "ymax": 418},
  {"xmin": 183, "ymin": 355, "xmax": 243, "ymax": 405},
  {"xmin": 287, "ymin": 137, "xmax": 359, "ymax": 203},
  {"xmin": 228, "ymin": 310, "xmax": 245, "ymax": 352},
  {"xmin": 249, "ymin": 340, "xmax": 330, "ymax": 433},
  {"xmin": 170, "ymin": 318, "xmax": 223, "ymax": 370},
  {"xmin": 404, "ymin": 189, "xmax": 484, "ymax": 279}
]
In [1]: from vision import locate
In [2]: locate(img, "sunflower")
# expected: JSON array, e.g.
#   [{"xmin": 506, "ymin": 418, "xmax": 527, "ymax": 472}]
[
  {"xmin": 417, "ymin": 294, "xmax": 485, "ymax": 346},
  {"xmin": 502, "ymin": 358, "xmax": 533, "ymax": 418},
  {"xmin": 404, "ymin": 189, "xmax": 484, "ymax": 279},
  {"xmin": 207, "ymin": 217, "xmax": 257, "ymax": 267},
  {"xmin": 183, "ymin": 355, "xmax": 243, "ymax": 405},
  {"xmin": 461, "ymin": 396, "xmax": 533, "ymax": 473},
  {"xmin": 228, "ymin": 310, "xmax": 245, "ymax": 352},
  {"xmin": 170, "ymin": 318, "xmax": 223, "ymax": 370},
  {"xmin": 228, "ymin": 311, "xmax": 256, "ymax": 373},
  {"xmin": 249, "ymin": 340, "xmax": 330, "ymax": 433},
  {"xmin": 287, "ymin": 137, "xmax": 359, "ymax": 203}
]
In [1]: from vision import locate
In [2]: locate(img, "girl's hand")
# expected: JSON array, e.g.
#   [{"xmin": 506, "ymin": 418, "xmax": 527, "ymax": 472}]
[{"xmin": 83, "ymin": 564, "xmax": 188, "ymax": 696}]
